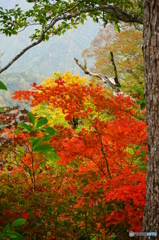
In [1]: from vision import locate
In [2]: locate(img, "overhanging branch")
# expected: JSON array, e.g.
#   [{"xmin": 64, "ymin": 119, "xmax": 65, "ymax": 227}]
[
  {"xmin": 0, "ymin": 4, "xmax": 142, "ymax": 74},
  {"xmin": 80, "ymin": 5, "xmax": 143, "ymax": 24}
]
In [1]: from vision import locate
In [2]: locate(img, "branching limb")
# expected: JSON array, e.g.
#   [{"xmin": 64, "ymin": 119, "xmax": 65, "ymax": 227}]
[
  {"xmin": 74, "ymin": 57, "xmax": 121, "ymax": 92},
  {"xmin": 0, "ymin": 3, "xmax": 142, "ymax": 74},
  {"xmin": 74, "ymin": 57, "xmax": 135, "ymax": 101},
  {"xmin": 61, "ymin": 1, "xmax": 82, "ymax": 16}
]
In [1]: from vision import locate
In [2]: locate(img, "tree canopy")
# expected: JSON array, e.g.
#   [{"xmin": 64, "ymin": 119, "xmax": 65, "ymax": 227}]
[{"xmin": 0, "ymin": 0, "xmax": 143, "ymax": 74}]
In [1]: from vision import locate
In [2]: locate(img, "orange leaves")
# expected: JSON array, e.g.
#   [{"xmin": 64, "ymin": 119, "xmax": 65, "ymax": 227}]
[
  {"xmin": 103, "ymin": 166, "xmax": 146, "ymax": 231},
  {"xmin": 12, "ymin": 90, "xmax": 32, "ymax": 104},
  {"xmin": 78, "ymin": 221, "xmax": 85, "ymax": 227},
  {"xmin": 12, "ymin": 77, "xmax": 139, "ymax": 124},
  {"xmin": 21, "ymin": 154, "xmax": 32, "ymax": 166},
  {"xmin": 5, "ymin": 74, "xmax": 148, "ymax": 238}
]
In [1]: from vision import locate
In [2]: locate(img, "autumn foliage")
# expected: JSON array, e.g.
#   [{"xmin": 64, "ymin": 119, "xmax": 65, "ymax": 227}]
[
  {"xmin": 82, "ymin": 26, "xmax": 145, "ymax": 109},
  {"xmin": 0, "ymin": 73, "xmax": 147, "ymax": 239}
]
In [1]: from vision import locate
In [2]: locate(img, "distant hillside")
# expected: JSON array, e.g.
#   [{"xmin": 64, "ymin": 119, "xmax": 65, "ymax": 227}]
[
  {"xmin": 0, "ymin": 71, "xmax": 45, "ymax": 108},
  {"xmin": 0, "ymin": 0, "xmax": 100, "ymax": 77}
]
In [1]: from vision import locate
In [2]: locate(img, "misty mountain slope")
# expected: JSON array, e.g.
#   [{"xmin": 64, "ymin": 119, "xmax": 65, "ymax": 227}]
[{"xmin": 0, "ymin": 0, "xmax": 100, "ymax": 76}]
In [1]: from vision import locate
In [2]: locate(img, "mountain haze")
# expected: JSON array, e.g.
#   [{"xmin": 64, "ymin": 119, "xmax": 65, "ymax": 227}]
[
  {"xmin": 0, "ymin": 0, "xmax": 100, "ymax": 77},
  {"xmin": 0, "ymin": 0, "xmax": 100, "ymax": 107}
]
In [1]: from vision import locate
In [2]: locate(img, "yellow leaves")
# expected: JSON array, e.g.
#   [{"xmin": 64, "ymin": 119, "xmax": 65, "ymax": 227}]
[
  {"xmin": 63, "ymin": 71, "xmax": 87, "ymax": 85},
  {"xmin": 45, "ymin": 106, "xmax": 67, "ymax": 127},
  {"xmin": 41, "ymin": 77, "xmax": 55, "ymax": 87},
  {"xmin": 31, "ymin": 105, "xmax": 38, "ymax": 114},
  {"xmin": 31, "ymin": 71, "xmax": 88, "ymax": 128},
  {"xmin": 41, "ymin": 71, "xmax": 87, "ymax": 88},
  {"xmin": 47, "ymin": 104, "xmax": 54, "ymax": 110}
]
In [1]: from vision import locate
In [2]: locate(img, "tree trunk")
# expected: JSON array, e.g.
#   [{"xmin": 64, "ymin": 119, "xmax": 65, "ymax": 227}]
[{"xmin": 141, "ymin": 0, "xmax": 159, "ymax": 239}]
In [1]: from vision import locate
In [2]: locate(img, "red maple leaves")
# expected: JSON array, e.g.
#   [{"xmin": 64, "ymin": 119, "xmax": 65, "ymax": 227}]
[{"xmin": 0, "ymin": 77, "xmax": 147, "ymax": 238}]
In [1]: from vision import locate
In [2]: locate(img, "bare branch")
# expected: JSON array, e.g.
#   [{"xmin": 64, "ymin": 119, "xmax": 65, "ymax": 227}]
[
  {"xmin": 74, "ymin": 57, "xmax": 120, "ymax": 91},
  {"xmin": 74, "ymin": 57, "xmax": 135, "ymax": 101}
]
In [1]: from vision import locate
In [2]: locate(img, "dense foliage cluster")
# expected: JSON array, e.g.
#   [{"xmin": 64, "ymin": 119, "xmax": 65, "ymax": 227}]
[{"xmin": 0, "ymin": 72, "xmax": 147, "ymax": 239}]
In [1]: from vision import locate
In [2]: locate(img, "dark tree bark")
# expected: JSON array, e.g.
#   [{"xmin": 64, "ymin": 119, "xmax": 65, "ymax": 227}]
[{"xmin": 141, "ymin": 0, "xmax": 159, "ymax": 239}]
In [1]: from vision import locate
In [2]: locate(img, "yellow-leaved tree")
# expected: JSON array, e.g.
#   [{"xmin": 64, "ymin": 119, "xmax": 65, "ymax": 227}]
[
  {"xmin": 32, "ymin": 71, "xmax": 88, "ymax": 128},
  {"xmin": 32, "ymin": 71, "xmax": 114, "ymax": 131}
]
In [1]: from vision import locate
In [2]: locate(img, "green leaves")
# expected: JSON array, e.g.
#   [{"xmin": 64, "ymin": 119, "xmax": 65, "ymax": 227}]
[
  {"xmin": 0, "ymin": 224, "xmax": 10, "ymax": 239},
  {"xmin": 17, "ymin": 111, "xmax": 58, "ymax": 157},
  {"xmin": 140, "ymin": 102, "xmax": 145, "ymax": 110},
  {"xmin": 135, "ymin": 99, "xmax": 145, "ymax": 110},
  {"xmin": 29, "ymin": 134, "xmax": 53, "ymax": 149},
  {"xmin": 79, "ymin": 2, "xmax": 84, "ymax": 9},
  {"xmin": 0, "ymin": 218, "xmax": 25, "ymax": 240},
  {"xmin": 17, "ymin": 122, "xmax": 33, "ymax": 132},
  {"xmin": 17, "ymin": 112, "xmax": 49, "ymax": 132},
  {"xmin": 29, "ymin": 137, "xmax": 43, "ymax": 148},
  {"xmin": 36, "ymin": 117, "xmax": 48, "ymax": 129},
  {"xmin": 80, "ymin": 19, "xmax": 84, "ymax": 25},
  {"xmin": 29, "ymin": 135, "xmax": 58, "ymax": 159},
  {"xmin": 16, "ymin": 112, "xmax": 58, "ymax": 159},
  {"xmin": 34, "ymin": 144, "xmax": 55, "ymax": 153},
  {"xmin": 6, "ymin": 231, "xmax": 24, "ymax": 240},
  {"xmin": 28, "ymin": 112, "xmax": 35, "ymax": 125},
  {"xmin": 0, "ymin": 5, "xmax": 25, "ymax": 37},
  {"xmin": 45, "ymin": 127, "xmax": 56, "ymax": 135},
  {"xmin": 48, "ymin": 152, "xmax": 60, "ymax": 161},
  {"xmin": 0, "ymin": 81, "xmax": 7, "ymax": 90},
  {"xmin": 1, "ymin": 201, "xmax": 10, "ymax": 209},
  {"xmin": 17, "ymin": 145, "xmax": 25, "ymax": 153},
  {"xmin": 11, "ymin": 219, "xmax": 26, "ymax": 228}
]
